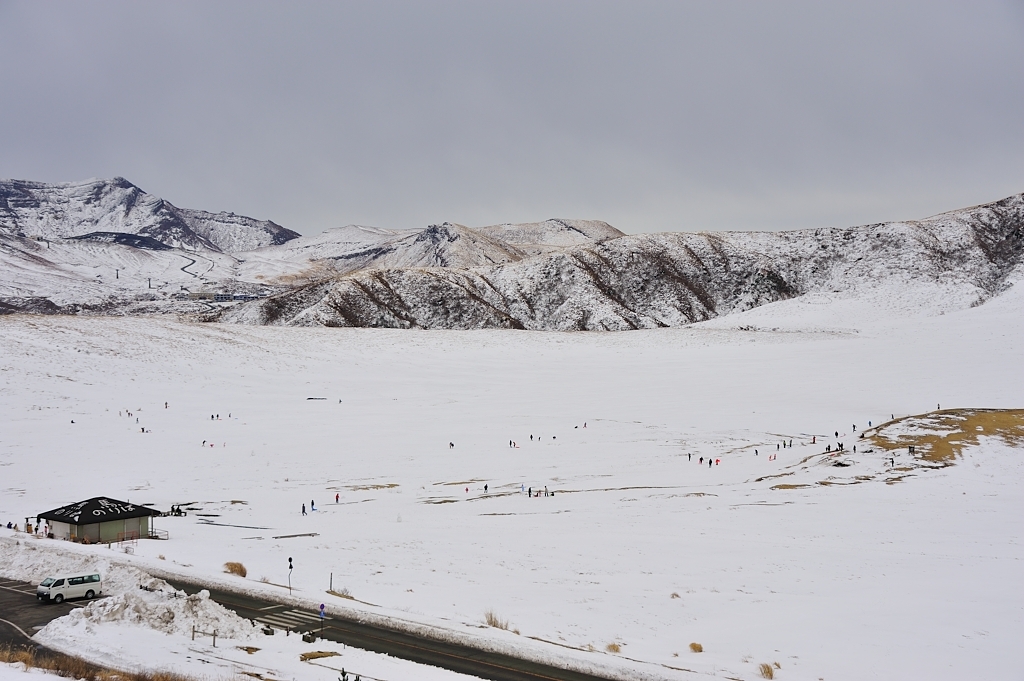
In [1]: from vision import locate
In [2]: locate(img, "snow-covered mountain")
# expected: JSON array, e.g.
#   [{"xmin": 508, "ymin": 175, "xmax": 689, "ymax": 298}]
[
  {"xmin": 0, "ymin": 177, "xmax": 298, "ymax": 253},
  {"xmin": 222, "ymin": 193, "xmax": 1024, "ymax": 330},
  {"xmin": 474, "ymin": 219, "xmax": 624, "ymax": 256},
  {"xmin": 2, "ymin": 176, "xmax": 1021, "ymax": 328}
]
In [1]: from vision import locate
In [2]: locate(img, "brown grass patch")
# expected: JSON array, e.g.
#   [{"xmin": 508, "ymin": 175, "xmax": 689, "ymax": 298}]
[
  {"xmin": 689, "ymin": 642, "xmax": 703, "ymax": 653},
  {"xmin": 484, "ymin": 609, "xmax": 509, "ymax": 630},
  {"xmin": 346, "ymin": 483, "xmax": 399, "ymax": 491},
  {"xmin": 758, "ymin": 662, "xmax": 775, "ymax": 679},
  {"xmin": 868, "ymin": 409, "xmax": 1024, "ymax": 464},
  {"xmin": 299, "ymin": 651, "xmax": 339, "ymax": 661},
  {"xmin": 605, "ymin": 643, "xmax": 621, "ymax": 653},
  {"xmin": 771, "ymin": 483, "xmax": 811, "ymax": 490},
  {"xmin": 670, "ymin": 592, "xmax": 680, "ymax": 599},
  {"xmin": 0, "ymin": 643, "xmax": 197, "ymax": 681},
  {"xmin": 224, "ymin": 561, "xmax": 247, "ymax": 577},
  {"xmin": 236, "ymin": 646, "xmax": 260, "ymax": 655},
  {"xmin": 328, "ymin": 588, "xmax": 352, "ymax": 599}
]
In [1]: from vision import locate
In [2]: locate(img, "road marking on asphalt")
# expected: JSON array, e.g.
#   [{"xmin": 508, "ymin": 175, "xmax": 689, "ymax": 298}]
[
  {"xmin": 0, "ymin": 584, "xmax": 38, "ymax": 596},
  {"xmin": 0, "ymin": 617, "xmax": 33, "ymax": 641},
  {"xmin": 255, "ymin": 609, "xmax": 324, "ymax": 629}
]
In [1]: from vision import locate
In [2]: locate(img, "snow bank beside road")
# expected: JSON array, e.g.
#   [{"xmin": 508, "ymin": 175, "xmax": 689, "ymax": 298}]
[
  {"xmin": 36, "ymin": 587, "xmax": 257, "ymax": 642},
  {"xmin": 0, "ymin": 535, "xmax": 153, "ymax": 595}
]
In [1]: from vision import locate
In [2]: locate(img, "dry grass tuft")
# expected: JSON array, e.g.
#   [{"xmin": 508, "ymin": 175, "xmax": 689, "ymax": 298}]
[
  {"xmin": 689, "ymin": 642, "xmax": 703, "ymax": 653},
  {"xmin": 236, "ymin": 646, "xmax": 260, "ymax": 655},
  {"xmin": 224, "ymin": 561, "xmax": 247, "ymax": 577},
  {"xmin": 670, "ymin": 592, "xmax": 680, "ymax": 599},
  {"xmin": 328, "ymin": 588, "xmax": 352, "ymax": 599},
  {"xmin": 759, "ymin": 662, "xmax": 775, "ymax": 679},
  {"xmin": 0, "ymin": 643, "xmax": 198, "ymax": 681},
  {"xmin": 484, "ymin": 609, "xmax": 509, "ymax": 630},
  {"xmin": 299, "ymin": 651, "xmax": 340, "ymax": 662},
  {"xmin": 605, "ymin": 643, "xmax": 621, "ymax": 653}
]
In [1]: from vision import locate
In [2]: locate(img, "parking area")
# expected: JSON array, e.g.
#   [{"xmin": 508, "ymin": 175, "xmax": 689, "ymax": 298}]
[{"xmin": 0, "ymin": 578, "xmax": 90, "ymax": 646}]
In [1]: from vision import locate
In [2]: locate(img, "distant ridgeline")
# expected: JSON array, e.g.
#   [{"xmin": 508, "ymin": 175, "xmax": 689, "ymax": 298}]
[{"xmin": 1, "ymin": 176, "xmax": 1022, "ymax": 329}]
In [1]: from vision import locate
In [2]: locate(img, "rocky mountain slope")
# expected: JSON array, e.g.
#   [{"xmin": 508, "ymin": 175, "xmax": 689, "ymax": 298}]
[
  {"xmin": 222, "ymin": 193, "xmax": 1024, "ymax": 330},
  {"xmin": 0, "ymin": 177, "xmax": 298, "ymax": 253},
  {"xmin": 2, "ymin": 176, "xmax": 1021, "ymax": 328}
]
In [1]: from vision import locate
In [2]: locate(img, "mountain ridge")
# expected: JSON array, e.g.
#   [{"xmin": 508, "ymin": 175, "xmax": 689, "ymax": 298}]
[{"xmin": 221, "ymin": 193, "xmax": 1024, "ymax": 330}]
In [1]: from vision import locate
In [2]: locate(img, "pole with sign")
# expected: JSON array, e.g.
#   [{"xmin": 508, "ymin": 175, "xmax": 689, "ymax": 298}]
[
  {"xmin": 288, "ymin": 557, "xmax": 293, "ymax": 595},
  {"xmin": 319, "ymin": 603, "xmax": 325, "ymax": 636}
]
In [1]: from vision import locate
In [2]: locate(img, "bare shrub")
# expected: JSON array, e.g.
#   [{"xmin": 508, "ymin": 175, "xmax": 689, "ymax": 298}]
[
  {"xmin": 759, "ymin": 662, "xmax": 775, "ymax": 679},
  {"xmin": 670, "ymin": 592, "xmax": 680, "ymax": 599},
  {"xmin": 605, "ymin": 643, "xmax": 621, "ymax": 653},
  {"xmin": 484, "ymin": 609, "xmax": 509, "ymax": 630},
  {"xmin": 689, "ymin": 642, "xmax": 703, "ymax": 653},
  {"xmin": 223, "ymin": 561, "xmax": 247, "ymax": 577}
]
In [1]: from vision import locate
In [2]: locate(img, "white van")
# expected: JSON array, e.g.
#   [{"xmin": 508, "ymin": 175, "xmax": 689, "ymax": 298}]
[{"xmin": 36, "ymin": 573, "xmax": 102, "ymax": 603}]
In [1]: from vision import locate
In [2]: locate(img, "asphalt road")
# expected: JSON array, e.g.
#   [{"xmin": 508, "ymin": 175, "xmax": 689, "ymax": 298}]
[
  {"xmin": 0, "ymin": 575, "xmax": 621, "ymax": 681},
  {"xmin": 168, "ymin": 580, "xmax": 619, "ymax": 681},
  {"xmin": 0, "ymin": 577, "xmax": 87, "ymax": 647}
]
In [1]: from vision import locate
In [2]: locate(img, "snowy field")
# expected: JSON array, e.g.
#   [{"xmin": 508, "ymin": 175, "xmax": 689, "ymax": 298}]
[{"xmin": 1, "ymin": 276, "xmax": 1022, "ymax": 681}]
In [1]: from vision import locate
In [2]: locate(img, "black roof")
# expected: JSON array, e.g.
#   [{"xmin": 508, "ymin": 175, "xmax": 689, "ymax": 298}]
[{"xmin": 38, "ymin": 497, "xmax": 161, "ymax": 524}]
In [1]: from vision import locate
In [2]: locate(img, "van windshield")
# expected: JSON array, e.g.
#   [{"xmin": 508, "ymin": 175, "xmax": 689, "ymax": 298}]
[{"xmin": 40, "ymin": 578, "xmax": 54, "ymax": 587}]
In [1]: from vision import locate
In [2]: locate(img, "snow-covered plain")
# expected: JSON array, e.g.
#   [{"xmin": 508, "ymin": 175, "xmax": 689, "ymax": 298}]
[{"xmin": 1, "ymin": 275, "xmax": 1022, "ymax": 680}]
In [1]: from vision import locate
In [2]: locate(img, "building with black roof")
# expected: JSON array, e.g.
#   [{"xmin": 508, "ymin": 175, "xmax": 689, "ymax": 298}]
[{"xmin": 37, "ymin": 497, "xmax": 162, "ymax": 543}]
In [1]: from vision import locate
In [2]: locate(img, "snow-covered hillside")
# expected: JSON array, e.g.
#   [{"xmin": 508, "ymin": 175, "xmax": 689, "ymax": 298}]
[
  {"xmin": 0, "ymin": 177, "xmax": 298, "ymax": 253},
  {"xmin": 2, "ymin": 178, "xmax": 1022, "ymax": 330},
  {"xmin": 224, "ymin": 193, "xmax": 1024, "ymax": 329},
  {"xmin": 475, "ymin": 218, "xmax": 624, "ymax": 255},
  {"xmin": 0, "ymin": 281, "xmax": 1021, "ymax": 680}
]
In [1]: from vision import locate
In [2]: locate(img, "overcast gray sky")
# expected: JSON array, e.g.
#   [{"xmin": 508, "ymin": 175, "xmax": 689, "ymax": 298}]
[{"xmin": 1, "ymin": 1, "xmax": 1022, "ymax": 235}]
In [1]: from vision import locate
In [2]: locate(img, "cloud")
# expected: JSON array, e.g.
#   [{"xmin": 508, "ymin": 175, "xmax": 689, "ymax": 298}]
[{"xmin": 1, "ymin": 1, "xmax": 1022, "ymax": 234}]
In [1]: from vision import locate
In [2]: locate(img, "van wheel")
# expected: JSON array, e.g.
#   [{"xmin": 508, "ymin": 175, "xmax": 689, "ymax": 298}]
[
  {"xmin": 85, "ymin": 590, "xmax": 95, "ymax": 599},
  {"xmin": 53, "ymin": 594, "xmax": 64, "ymax": 604}
]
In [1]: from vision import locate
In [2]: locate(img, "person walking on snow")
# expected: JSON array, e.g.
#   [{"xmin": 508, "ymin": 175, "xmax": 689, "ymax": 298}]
[
  {"xmin": 302, "ymin": 504, "xmax": 306, "ymax": 516},
  {"xmin": 335, "ymin": 493, "xmax": 339, "ymax": 504},
  {"xmin": 311, "ymin": 500, "xmax": 316, "ymax": 511}
]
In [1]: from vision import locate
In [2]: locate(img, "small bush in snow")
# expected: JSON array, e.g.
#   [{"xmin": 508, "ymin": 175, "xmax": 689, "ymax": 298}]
[
  {"xmin": 484, "ymin": 609, "xmax": 509, "ymax": 630},
  {"xmin": 223, "ymin": 561, "xmax": 247, "ymax": 577}
]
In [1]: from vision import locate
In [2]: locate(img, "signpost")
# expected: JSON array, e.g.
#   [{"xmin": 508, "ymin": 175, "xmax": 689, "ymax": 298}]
[
  {"xmin": 288, "ymin": 557, "xmax": 293, "ymax": 594},
  {"xmin": 319, "ymin": 603, "xmax": 325, "ymax": 636}
]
